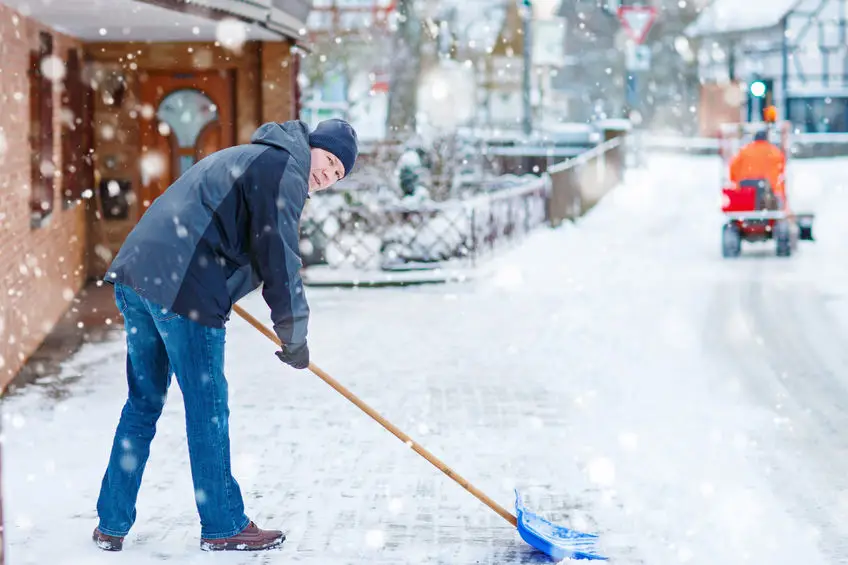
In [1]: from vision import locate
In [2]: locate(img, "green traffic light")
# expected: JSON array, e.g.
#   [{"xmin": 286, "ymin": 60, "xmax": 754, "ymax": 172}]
[{"xmin": 750, "ymin": 81, "xmax": 766, "ymax": 97}]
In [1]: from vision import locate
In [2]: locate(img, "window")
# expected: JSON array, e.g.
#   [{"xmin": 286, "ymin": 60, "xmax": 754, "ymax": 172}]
[
  {"xmin": 156, "ymin": 88, "xmax": 219, "ymax": 178},
  {"xmin": 787, "ymin": 96, "xmax": 848, "ymax": 133},
  {"xmin": 61, "ymin": 47, "xmax": 94, "ymax": 207},
  {"xmin": 29, "ymin": 31, "xmax": 54, "ymax": 227}
]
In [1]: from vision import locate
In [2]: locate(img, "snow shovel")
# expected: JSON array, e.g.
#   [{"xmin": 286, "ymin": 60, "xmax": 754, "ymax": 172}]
[{"xmin": 233, "ymin": 304, "xmax": 607, "ymax": 561}]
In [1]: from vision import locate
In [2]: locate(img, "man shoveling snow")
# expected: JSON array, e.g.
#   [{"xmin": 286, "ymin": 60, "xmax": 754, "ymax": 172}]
[{"xmin": 92, "ymin": 119, "xmax": 358, "ymax": 552}]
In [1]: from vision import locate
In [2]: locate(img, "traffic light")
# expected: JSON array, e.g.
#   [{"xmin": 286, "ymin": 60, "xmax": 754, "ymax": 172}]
[
  {"xmin": 749, "ymin": 80, "xmax": 767, "ymax": 98},
  {"xmin": 747, "ymin": 78, "xmax": 773, "ymax": 122}
]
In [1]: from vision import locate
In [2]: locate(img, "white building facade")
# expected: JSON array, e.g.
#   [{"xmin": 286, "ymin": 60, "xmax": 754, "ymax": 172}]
[{"xmin": 688, "ymin": 0, "xmax": 848, "ymax": 133}]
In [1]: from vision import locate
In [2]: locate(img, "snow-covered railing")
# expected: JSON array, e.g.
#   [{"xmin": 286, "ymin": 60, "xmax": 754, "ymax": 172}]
[
  {"xmin": 298, "ymin": 176, "xmax": 550, "ymax": 272},
  {"xmin": 547, "ymin": 136, "xmax": 625, "ymax": 226}
]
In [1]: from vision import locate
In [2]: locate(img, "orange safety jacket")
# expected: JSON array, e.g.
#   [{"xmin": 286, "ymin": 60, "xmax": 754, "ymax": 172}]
[{"xmin": 729, "ymin": 140, "xmax": 786, "ymax": 200}]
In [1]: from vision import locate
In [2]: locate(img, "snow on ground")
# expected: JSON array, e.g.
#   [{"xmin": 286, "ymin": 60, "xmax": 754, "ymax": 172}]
[{"xmin": 4, "ymin": 153, "xmax": 848, "ymax": 564}]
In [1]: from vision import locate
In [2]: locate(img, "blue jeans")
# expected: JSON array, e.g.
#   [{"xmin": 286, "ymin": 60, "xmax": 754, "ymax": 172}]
[{"xmin": 96, "ymin": 283, "xmax": 249, "ymax": 539}]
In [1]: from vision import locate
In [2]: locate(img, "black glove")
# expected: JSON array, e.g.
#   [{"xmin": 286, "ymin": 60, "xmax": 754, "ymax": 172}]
[{"xmin": 275, "ymin": 342, "xmax": 309, "ymax": 370}]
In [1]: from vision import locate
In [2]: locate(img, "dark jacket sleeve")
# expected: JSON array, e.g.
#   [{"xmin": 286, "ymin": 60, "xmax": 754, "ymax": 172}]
[{"xmin": 242, "ymin": 154, "xmax": 310, "ymax": 347}]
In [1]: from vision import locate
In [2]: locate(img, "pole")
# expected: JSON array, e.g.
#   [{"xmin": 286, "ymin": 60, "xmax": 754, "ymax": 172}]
[
  {"xmin": 781, "ymin": 16, "xmax": 789, "ymax": 120},
  {"xmin": 521, "ymin": 0, "xmax": 532, "ymax": 136}
]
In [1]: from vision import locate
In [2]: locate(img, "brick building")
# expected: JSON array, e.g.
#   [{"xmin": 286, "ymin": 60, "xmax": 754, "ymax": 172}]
[{"xmin": 0, "ymin": 0, "xmax": 311, "ymax": 389}]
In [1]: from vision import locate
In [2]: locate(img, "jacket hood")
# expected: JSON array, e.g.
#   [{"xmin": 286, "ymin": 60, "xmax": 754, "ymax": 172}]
[{"xmin": 250, "ymin": 121, "xmax": 311, "ymax": 169}]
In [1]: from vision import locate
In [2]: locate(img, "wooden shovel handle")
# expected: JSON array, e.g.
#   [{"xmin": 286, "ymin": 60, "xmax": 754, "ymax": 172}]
[{"xmin": 232, "ymin": 303, "xmax": 518, "ymax": 527}]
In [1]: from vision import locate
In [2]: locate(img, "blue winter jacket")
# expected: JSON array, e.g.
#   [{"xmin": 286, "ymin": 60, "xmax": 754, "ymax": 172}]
[{"xmin": 106, "ymin": 121, "xmax": 311, "ymax": 348}]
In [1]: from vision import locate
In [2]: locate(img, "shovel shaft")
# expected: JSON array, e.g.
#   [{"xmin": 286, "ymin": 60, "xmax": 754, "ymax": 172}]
[{"xmin": 232, "ymin": 303, "xmax": 518, "ymax": 528}]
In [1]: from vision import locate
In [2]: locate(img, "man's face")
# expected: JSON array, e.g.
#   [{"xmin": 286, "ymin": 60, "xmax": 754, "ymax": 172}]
[{"xmin": 308, "ymin": 147, "xmax": 345, "ymax": 193}]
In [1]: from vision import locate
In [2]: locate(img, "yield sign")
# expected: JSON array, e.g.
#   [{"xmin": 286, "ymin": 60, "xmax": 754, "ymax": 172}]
[{"xmin": 617, "ymin": 6, "xmax": 657, "ymax": 44}]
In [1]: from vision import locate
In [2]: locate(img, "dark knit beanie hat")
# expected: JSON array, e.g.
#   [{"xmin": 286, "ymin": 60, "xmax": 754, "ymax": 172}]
[{"xmin": 308, "ymin": 119, "xmax": 359, "ymax": 177}]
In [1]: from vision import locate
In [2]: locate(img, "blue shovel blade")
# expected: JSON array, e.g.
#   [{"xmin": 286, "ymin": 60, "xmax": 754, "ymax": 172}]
[{"xmin": 515, "ymin": 490, "xmax": 608, "ymax": 561}]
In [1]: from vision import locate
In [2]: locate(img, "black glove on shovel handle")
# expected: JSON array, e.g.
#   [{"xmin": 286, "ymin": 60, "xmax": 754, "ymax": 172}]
[{"xmin": 276, "ymin": 342, "xmax": 309, "ymax": 370}]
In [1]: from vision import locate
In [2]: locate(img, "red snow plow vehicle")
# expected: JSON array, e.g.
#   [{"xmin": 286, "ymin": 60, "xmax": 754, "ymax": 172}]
[{"xmin": 719, "ymin": 117, "xmax": 814, "ymax": 258}]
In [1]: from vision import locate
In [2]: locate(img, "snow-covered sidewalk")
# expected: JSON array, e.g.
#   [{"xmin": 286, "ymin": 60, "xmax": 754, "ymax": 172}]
[{"xmin": 4, "ymin": 155, "xmax": 848, "ymax": 564}]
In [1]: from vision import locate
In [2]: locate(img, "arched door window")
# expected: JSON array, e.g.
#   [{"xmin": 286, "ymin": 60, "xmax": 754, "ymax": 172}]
[{"xmin": 156, "ymin": 89, "xmax": 219, "ymax": 176}]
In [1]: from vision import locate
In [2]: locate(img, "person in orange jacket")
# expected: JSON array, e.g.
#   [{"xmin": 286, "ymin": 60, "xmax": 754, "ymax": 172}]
[{"xmin": 729, "ymin": 129, "xmax": 787, "ymax": 206}]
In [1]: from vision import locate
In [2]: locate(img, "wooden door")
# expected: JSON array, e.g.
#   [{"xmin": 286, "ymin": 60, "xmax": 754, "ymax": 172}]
[{"xmin": 139, "ymin": 70, "xmax": 234, "ymax": 213}]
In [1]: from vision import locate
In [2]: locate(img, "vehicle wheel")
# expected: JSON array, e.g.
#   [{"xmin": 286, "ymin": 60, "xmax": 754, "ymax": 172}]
[
  {"xmin": 722, "ymin": 223, "xmax": 741, "ymax": 258},
  {"xmin": 799, "ymin": 225, "xmax": 813, "ymax": 241},
  {"xmin": 775, "ymin": 220, "xmax": 792, "ymax": 257}
]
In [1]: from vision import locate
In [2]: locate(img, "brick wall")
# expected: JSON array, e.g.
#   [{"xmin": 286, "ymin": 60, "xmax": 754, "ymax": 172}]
[
  {"xmin": 0, "ymin": 5, "xmax": 87, "ymax": 390},
  {"xmin": 0, "ymin": 26, "xmax": 299, "ymax": 388},
  {"xmin": 261, "ymin": 41, "xmax": 298, "ymax": 123}
]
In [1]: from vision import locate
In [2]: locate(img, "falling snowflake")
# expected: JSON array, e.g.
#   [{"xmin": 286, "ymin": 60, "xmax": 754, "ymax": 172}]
[
  {"xmin": 140, "ymin": 152, "xmax": 166, "ymax": 182},
  {"xmin": 388, "ymin": 497, "xmax": 404, "ymax": 514},
  {"xmin": 39, "ymin": 159, "xmax": 56, "ymax": 178},
  {"xmin": 101, "ymin": 124, "xmax": 116, "ymax": 140},
  {"xmin": 299, "ymin": 238, "xmax": 314, "ymax": 256},
  {"xmin": 586, "ymin": 457, "xmax": 615, "ymax": 486},
  {"xmin": 119, "ymin": 454, "xmax": 138, "ymax": 473},
  {"xmin": 94, "ymin": 245, "xmax": 113, "ymax": 263},
  {"xmin": 492, "ymin": 264, "xmax": 524, "ymax": 290},
  {"xmin": 216, "ymin": 18, "xmax": 247, "ymax": 52},
  {"xmin": 617, "ymin": 432, "xmax": 639, "ymax": 451},
  {"xmin": 365, "ymin": 529, "xmax": 385, "ymax": 548},
  {"xmin": 40, "ymin": 55, "xmax": 66, "ymax": 82}
]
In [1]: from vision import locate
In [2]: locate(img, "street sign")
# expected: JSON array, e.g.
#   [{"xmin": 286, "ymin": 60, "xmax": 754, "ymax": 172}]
[
  {"xmin": 617, "ymin": 5, "xmax": 657, "ymax": 44},
  {"xmin": 625, "ymin": 43, "xmax": 651, "ymax": 71}
]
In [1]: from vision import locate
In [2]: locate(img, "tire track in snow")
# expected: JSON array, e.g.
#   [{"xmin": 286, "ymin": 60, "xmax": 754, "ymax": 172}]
[{"xmin": 706, "ymin": 275, "xmax": 848, "ymax": 564}]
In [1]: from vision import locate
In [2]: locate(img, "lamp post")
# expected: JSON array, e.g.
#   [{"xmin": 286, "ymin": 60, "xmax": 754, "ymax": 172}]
[{"xmin": 521, "ymin": 0, "xmax": 533, "ymax": 136}]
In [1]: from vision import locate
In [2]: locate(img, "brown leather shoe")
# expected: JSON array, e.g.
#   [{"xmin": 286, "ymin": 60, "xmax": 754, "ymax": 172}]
[
  {"xmin": 200, "ymin": 521, "xmax": 285, "ymax": 551},
  {"xmin": 92, "ymin": 527, "xmax": 124, "ymax": 551}
]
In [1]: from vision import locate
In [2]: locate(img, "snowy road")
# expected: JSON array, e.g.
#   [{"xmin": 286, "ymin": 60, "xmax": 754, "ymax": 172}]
[{"xmin": 4, "ymin": 154, "xmax": 848, "ymax": 564}]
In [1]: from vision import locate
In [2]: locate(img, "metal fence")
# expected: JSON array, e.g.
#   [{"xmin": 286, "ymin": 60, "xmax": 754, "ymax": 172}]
[
  {"xmin": 547, "ymin": 136, "xmax": 625, "ymax": 226},
  {"xmin": 299, "ymin": 176, "xmax": 550, "ymax": 272},
  {"xmin": 298, "ymin": 135, "xmax": 627, "ymax": 274}
]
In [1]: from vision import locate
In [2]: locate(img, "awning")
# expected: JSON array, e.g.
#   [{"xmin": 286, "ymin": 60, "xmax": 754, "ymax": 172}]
[
  {"xmin": 144, "ymin": 0, "xmax": 311, "ymax": 43},
  {"xmin": 4, "ymin": 0, "xmax": 292, "ymax": 41}
]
